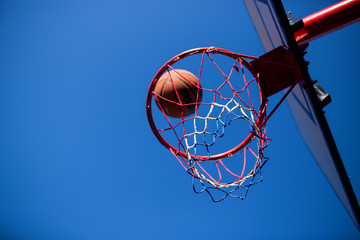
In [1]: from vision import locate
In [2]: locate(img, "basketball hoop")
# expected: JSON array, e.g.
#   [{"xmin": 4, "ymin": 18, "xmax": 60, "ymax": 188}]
[{"xmin": 146, "ymin": 47, "xmax": 300, "ymax": 201}]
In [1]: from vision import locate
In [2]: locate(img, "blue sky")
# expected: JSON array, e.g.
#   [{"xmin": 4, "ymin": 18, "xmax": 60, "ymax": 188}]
[{"xmin": 0, "ymin": 0, "xmax": 359, "ymax": 239}]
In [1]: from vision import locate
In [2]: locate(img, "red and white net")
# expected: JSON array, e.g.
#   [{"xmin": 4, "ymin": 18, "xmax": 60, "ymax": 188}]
[{"xmin": 147, "ymin": 47, "xmax": 269, "ymax": 201}]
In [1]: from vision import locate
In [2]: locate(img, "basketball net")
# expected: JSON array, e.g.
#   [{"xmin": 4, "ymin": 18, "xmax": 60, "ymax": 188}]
[{"xmin": 147, "ymin": 47, "xmax": 270, "ymax": 201}]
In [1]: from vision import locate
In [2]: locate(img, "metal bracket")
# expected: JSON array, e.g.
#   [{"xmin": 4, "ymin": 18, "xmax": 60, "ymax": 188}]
[
  {"xmin": 287, "ymin": 12, "xmax": 304, "ymax": 33},
  {"xmin": 250, "ymin": 46, "xmax": 302, "ymax": 98},
  {"xmin": 313, "ymin": 82, "xmax": 332, "ymax": 108}
]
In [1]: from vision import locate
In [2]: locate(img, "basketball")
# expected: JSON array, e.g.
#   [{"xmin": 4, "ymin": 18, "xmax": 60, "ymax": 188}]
[{"xmin": 154, "ymin": 69, "xmax": 202, "ymax": 118}]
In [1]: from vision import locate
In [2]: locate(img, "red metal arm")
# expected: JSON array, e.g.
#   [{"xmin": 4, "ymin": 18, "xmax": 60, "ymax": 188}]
[{"xmin": 295, "ymin": 0, "xmax": 360, "ymax": 46}]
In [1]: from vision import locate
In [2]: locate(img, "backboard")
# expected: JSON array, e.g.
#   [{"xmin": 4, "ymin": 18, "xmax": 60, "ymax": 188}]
[{"xmin": 243, "ymin": 0, "xmax": 360, "ymax": 230}]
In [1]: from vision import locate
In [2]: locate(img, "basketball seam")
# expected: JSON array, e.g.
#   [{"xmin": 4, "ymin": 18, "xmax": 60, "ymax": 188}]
[
  {"xmin": 164, "ymin": 77, "xmax": 184, "ymax": 117},
  {"xmin": 173, "ymin": 75, "xmax": 198, "ymax": 102},
  {"xmin": 173, "ymin": 74, "xmax": 198, "ymax": 116}
]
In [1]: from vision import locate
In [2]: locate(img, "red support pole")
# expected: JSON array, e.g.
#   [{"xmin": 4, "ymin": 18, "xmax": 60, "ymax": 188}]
[{"xmin": 295, "ymin": 0, "xmax": 360, "ymax": 46}]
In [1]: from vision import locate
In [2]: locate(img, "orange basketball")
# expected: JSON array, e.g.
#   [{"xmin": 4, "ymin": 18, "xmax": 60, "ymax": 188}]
[{"xmin": 154, "ymin": 69, "xmax": 202, "ymax": 118}]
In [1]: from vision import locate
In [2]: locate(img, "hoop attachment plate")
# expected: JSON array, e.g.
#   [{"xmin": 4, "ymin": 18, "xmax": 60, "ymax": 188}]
[{"xmin": 250, "ymin": 46, "xmax": 302, "ymax": 97}]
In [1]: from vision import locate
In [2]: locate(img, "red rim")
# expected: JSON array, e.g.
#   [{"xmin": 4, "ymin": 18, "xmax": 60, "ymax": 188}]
[{"xmin": 146, "ymin": 47, "xmax": 267, "ymax": 160}]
